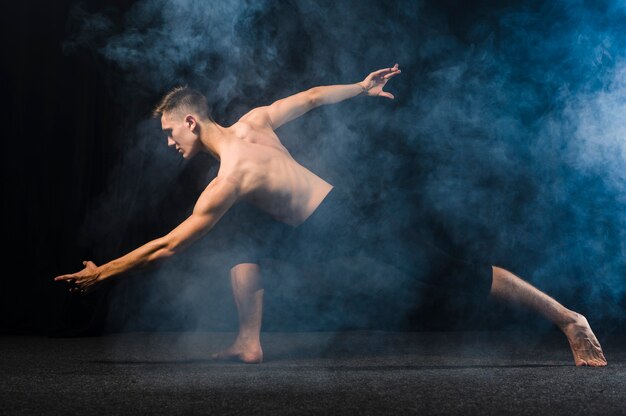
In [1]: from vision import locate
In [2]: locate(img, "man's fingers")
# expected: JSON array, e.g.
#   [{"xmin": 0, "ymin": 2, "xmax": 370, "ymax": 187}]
[
  {"xmin": 379, "ymin": 92, "xmax": 395, "ymax": 99},
  {"xmin": 384, "ymin": 70, "xmax": 401, "ymax": 79},
  {"xmin": 54, "ymin": 274, "xmax": 73, "ymax": 281},
  {"xmin": 369, "ymin": 64, "xmax": 400, "ymax": 79},
  {"xmin": 371, "ymin": 67, "xmax": 393, "ymax": 77},
  {"xmin": 370, "ymin": 69, "xmax": 386, "ymax": 77}
]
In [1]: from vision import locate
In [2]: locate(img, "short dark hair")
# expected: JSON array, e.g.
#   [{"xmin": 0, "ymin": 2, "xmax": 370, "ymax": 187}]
[{"xmin": 153, "ymin": 86, "xmax": 213, "ymax": 121}]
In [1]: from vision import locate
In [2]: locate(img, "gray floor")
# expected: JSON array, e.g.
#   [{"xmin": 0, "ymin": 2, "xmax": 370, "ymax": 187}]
[{"xmin": 1, "ymin": 331, "xmax": 624, "ymax": 415}]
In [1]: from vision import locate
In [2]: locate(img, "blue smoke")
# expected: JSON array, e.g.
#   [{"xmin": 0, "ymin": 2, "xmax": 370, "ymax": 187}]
[{"xmin": 64, "ymin": 0, "xmax": 626, "ymax": 331}]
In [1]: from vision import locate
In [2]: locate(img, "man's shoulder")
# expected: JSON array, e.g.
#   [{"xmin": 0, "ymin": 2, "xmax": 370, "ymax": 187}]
[{"xmin": 237, "ymin": 106, "xmax": 271, "ymax": 126}]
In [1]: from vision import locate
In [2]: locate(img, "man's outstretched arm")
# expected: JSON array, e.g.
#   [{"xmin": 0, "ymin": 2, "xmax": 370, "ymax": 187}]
[
  {"xmin": 54, "ymin": 176, "xmax": 240, "ymax": 294},
  {"xmin": 265, "ymin": 64, "xmax": 401, "ymax": 129}
]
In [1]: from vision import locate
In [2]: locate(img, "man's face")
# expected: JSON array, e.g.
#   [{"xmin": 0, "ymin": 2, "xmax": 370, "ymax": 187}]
[{"xmin": 160, "ymin": 111, "xmax": 201, "ymax": 160}]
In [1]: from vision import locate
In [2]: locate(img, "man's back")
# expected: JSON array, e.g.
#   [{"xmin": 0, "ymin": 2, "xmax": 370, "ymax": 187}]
[{"xmin": 219, "ymin": 108, "xmax": 333, "ymax": 226}]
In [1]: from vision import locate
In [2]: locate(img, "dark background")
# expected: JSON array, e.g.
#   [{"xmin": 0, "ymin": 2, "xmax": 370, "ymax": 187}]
[{"xmin": 2, "ymin": 0, "xmax": 625, "ymax": 336}]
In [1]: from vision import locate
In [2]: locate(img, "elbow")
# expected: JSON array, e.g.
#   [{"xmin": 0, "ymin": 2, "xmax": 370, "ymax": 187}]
[
  {"xmin": 158, "ymin": 246, "xmax": 177, "ymax": 260},
  {"xmin": 164, "ymin": 238, "xmax": 184, "ymax": 257},
  {"xmin": 151, "ymin": 237, "xmax": 178, "ymax": 262},
  {"xmin": 308, "ymin": 87, "xmax": 320, "ymax": 107},
  {"xmin": 160, "ymin": 231, "xmax": 199, "ymax": 257}
]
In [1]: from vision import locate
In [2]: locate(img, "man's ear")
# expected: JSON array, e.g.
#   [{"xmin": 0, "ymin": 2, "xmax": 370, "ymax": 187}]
[{"xmin": 184, "ymin": 115, "xmax": 197, "ymax": 131}]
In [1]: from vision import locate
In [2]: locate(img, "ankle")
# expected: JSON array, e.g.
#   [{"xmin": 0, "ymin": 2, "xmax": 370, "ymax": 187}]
[
  {"xmin": 235, "ymin": 333, "xmax": 261, "ymax": 345},
  {"xmin": 558, "ymin": 310, "xmax": 584, "ymax": 331}
]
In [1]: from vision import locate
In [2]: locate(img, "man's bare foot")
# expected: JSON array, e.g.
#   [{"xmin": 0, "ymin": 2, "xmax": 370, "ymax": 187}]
[
  {"xmin": 562, "ymin": 313, "xmax": 607, "ymax": 367},
  {"xmin": 212, "ymin": 338, "xmax": 263, "ymax": 364}
]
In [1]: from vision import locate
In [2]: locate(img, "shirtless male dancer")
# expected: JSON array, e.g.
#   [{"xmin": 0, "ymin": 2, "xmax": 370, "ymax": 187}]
[{"xmin": 54, "ymin": 64, "xmax": 607, "ymax": 367}]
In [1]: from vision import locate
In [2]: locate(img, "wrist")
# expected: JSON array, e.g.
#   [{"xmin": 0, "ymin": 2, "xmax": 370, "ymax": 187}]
[
  {"xmin": 96, "ymin": 264, "xmax": 113, "ymax": 282},
  {"xmin": 356, "ymin": 82, "xmax": 368, "ymax": 95}
]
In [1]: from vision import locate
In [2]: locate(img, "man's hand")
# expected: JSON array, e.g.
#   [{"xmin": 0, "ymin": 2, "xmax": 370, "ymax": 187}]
[
  {"xmin": 54, "ymin": 260, "xmax": 104, "ymax": 295},
  {"xmin": 359, "ymin": 63, "xmax": 401, "ymax": 99}
]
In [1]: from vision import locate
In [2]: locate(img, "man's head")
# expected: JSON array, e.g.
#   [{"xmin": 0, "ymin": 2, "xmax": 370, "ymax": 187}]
[{"xmin": 153, "ymin": 86, "xmax": 214, "ymax": 159}]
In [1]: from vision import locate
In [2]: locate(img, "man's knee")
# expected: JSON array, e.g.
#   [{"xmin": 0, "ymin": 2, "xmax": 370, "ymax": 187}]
[
  {"xmin": 230, "ymin": 262, "xmax": 261, "ymax": 274},
  {"xmin": 230, "ymin": 263, "xmax": 263, "ymax": 292}
]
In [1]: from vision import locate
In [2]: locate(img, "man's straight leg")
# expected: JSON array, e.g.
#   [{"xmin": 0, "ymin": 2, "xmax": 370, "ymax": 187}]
[{"xmin": 490, "ymin": 266, "xmax": 607, "ymax": 366}]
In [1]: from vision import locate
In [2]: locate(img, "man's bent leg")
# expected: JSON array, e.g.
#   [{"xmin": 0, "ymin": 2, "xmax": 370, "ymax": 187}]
[
  {"xmin": 212, "ymin": 263, "xmax": 264, "ymax": 364},
  {"xmin": 490, "ymin": 266, "xmax": 607, "ymax": 366}
]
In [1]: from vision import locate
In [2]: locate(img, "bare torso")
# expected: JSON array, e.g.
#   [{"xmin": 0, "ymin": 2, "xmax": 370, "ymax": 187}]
[{"xmin": 217, "ymin": 109, "xmax": 333, "ymax": 226}]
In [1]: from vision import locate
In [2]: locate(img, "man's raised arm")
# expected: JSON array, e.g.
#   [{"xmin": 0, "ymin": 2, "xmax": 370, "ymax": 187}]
[
  {"xmin": 265, "ymin": 64, "xmax": 401, "ymax": 129},
  {"xmin": 54, "ymin": 176, "xmax": 240, "ymax": 294}
]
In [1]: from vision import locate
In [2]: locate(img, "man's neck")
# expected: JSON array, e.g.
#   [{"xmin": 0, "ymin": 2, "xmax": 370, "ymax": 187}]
[{"xmin": 199, "ymin": 120, "xmax": 231, "ymax": 161}]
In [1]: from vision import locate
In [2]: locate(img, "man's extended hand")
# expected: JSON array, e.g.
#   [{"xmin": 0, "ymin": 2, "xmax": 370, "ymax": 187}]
[
  {"xmin": 54, "ymin": 260, "xmax": 103, "ymax": 295},
  {"xmin": 359, "ymin": 63, "xmax": 401, "ymax": 99}
]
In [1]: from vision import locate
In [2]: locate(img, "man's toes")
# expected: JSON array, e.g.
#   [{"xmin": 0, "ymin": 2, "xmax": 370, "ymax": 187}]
[
  {"xmin": 594, "ymin": 356, "xmax": 608, "ymax": 366},
  {"xmin": 211, "ymin": 351, "xmax": 232, "ymax": 360}
]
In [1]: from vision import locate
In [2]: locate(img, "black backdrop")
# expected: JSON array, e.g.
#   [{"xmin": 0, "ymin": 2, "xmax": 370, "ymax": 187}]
[{"xmin": 3, "ymin": 0, "xmax": 625, "ymax": 336}]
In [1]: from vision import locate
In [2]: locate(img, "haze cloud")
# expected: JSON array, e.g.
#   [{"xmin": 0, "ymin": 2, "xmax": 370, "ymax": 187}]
[{"xmin": 65, "ymin": 0, "xmax": 625, "ymax": 331}]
